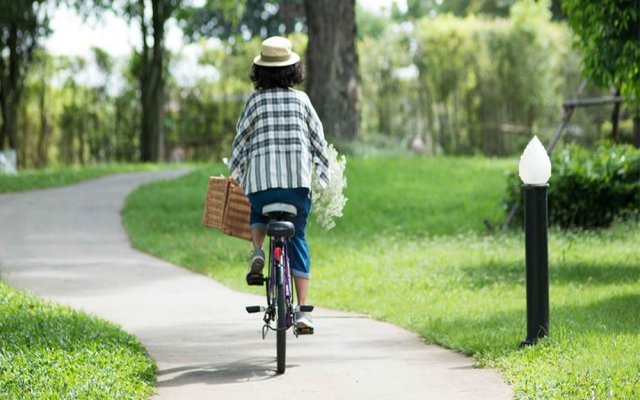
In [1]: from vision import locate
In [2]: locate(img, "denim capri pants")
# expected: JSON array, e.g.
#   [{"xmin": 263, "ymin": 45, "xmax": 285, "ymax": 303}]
[{"xmin": 247, "ymin": 187, "xmax": 312, "ymax": 279}]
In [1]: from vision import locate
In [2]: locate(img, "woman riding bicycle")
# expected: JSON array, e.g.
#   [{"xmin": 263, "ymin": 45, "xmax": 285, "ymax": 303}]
[{"xmin": 227, "ymin": 36, "xmax": 330, "ymax": 332}]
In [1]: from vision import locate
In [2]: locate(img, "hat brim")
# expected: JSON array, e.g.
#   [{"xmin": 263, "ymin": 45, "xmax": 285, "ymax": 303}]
[{"xmin": 253, "ymin": 52, "xmax": 301, "ymax": 67}]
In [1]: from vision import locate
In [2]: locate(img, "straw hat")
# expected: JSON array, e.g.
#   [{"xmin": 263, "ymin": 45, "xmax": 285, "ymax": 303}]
[{"xmin": 253, "ymin": 36, "xmax": 301, "ymax": 67}]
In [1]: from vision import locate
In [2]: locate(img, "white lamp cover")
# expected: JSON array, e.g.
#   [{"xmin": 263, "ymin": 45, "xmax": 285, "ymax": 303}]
[{"xmin": 519, "ymin": 136, "xmax": 551, "ymax": 185}]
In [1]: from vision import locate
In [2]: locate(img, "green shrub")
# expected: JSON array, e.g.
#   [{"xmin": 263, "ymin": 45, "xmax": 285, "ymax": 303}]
[{"xmin": 505, "ymin": 143, "xmax": 640, "ymax": 229}]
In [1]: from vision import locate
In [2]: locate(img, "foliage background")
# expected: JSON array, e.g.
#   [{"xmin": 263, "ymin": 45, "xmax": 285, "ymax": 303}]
[{"xmin": 4, "ymin": 0, "xmax": 630, "ymax": 170}]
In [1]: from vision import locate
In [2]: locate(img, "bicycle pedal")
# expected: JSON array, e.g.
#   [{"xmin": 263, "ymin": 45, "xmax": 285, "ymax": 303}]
[
  {"xmin": 246, "ymin": 305, "xmax": 263, "ymax": 314},
  {"xmin": 296, "ymin": 326, "xmax": 314, "ymax": 335},
  {"xmin": 246, "ymin": 274, "xmax": 264, "ymax": 286},
  {"xmin": 299, "ymin": 305, "xmax": 314, "ymax": 313}
]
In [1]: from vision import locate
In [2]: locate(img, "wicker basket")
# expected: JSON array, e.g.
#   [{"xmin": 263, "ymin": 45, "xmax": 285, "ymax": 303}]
[
  {"xmin": 202, "ymin": 176, "xmax": 252, "ymax": 241},
  {"xmin": 201, "ymin": 177, "xmax": 228, "ymax": 230}
]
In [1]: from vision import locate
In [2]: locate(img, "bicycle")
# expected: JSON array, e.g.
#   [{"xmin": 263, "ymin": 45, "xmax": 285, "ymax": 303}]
[{"xmin": 245, "ymin": 202, "xmax": 314, "ymax": 374}]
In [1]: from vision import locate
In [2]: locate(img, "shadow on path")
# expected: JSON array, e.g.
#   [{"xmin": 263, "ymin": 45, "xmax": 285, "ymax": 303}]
[{"xmin": 157, "ymin": 358, "xmax": 288, "ymax": 386}]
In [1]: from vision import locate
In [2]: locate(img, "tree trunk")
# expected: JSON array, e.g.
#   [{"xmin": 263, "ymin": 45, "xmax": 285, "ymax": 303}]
[
  {"xmin": 0, "ymin": 2, "xmax": 46, "ymax": 166},
  {"xmin": 0, "ymin": 23, "xmax": 21, "ymax": 154},
  {"xmin": 304, "ymin": 0, "xmax": 360, "ymax": 141},
  {"xmin": 0, "ymin": 94, "xmax": 17, "ymax": 151},
  {"xmin": 282, "ymin": 0, "xmax": 293, "ymax": 34},
  {"xmin": 140, "ymin": 71, "xmax": 152, "ymax": 162},
  {"xmin": 78, "ymin": 110, "xmax": 86, "ymax": 165},
  {"xmin": 633, "ymin": 108, "xmax": 640, "ymax": 148},
  {"xmin": 281, "ymin": 0, "xmax": 305, "ymax": 36},
  {"xmin": 36, "ymin": 67, "xmax": 49, "ymax": 168},
  {"xmin": 139, "ymin": 0, "xmax": 153, "ymax": 162},
  {"xmin": 139, "ymin": 0, "xmax": 168, "ymax": 162},
  {"xmin": 0, "ymin": 104, "xmax": 5, "ymax": 148},
  {"xmin": 610, "ymin": 88, "xmax": 621, "ymax": 142},
  {"xmin": 18, "ymin": 101, "xmax": 28, "ymax": 168}
]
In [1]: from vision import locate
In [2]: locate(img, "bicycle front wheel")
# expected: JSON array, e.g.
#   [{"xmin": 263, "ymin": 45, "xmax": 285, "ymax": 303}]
[{"xmin": 276, "ymin": 282, "xmax": 286, "ymax": 374}]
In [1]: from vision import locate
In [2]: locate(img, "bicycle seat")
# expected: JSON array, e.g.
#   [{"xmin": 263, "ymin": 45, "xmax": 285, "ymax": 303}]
[
  {"xmin": 262, "ymin": 203, "xmax": 297, "ymax": 218},
  {"xmin": 267, "ymin": 221, "xmax": 295, "ymax": 238}
]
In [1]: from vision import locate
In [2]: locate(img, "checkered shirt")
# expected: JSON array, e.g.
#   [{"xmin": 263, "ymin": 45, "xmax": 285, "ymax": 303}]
[{"xmin": 228, "ymin": 88, "xmax": 330, "ymax": 195}]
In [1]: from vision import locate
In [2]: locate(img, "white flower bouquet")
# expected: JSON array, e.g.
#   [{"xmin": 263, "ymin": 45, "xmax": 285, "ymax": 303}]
[{"xmin": 311, "ymin": 144, "xmax": 348, "ymax": 230}]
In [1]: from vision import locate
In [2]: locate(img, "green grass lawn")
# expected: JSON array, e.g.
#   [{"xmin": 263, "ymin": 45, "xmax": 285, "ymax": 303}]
[
  {"xmin": 0, "ymin": 163, "xmax": 171, "ymax": 194},
  {"xmin": 123, "ymin": 156, "xmax": 640, "ymax": 399},
  {"xmin": 0, "ymin": 282, "xmax": 156, "ymax": 399}
]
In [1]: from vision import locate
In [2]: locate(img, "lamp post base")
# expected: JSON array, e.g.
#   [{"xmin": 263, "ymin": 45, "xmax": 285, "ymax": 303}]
[{"xmin": 520, "ymin": 338, "xmax": 540, "ymax": 347}]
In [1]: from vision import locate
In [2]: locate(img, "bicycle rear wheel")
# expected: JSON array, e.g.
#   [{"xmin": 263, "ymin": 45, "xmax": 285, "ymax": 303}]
[{"xmin": 276, "ymin": 282, "xmax": 286, "ymax": 374}]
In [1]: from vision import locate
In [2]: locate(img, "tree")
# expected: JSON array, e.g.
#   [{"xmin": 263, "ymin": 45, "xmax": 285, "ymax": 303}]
[
  {"xmin": 57, "ymin": 55, "xmax": 87, "ymax": 165},
  {"xmin": 0, "ymin": 0, "xmax": 51, "ymax": 161},
  {"xmin": 32, "ymin": 50, "xmax": 55, "ymax": 168},
  {"xmin": 123, "ymin": 0, "xmax": 182, "ymax": 162},
  {"xmin": 563, "ymin": 0, "xmax": 639, "ymax": 102},
  {"xmin": 58, "ymin": 0, "xmax": 186, "ymax": 162},
  {"xmin": 89, "ymin": 47, "xmax": 115, "ymax": 161},
  {"xmin": 118, "ymin": 0, "xmax": 242, "ymax": 162},
  {"xmin": 563, "ymin": 0, "xmax": 640, "ymax": 146},
  {"xmin": 304, "ymin": 0, "xmax": 360, "ymax": 140},
  {"xmin": 113, "ymin": 55, "xmax": 141, "ymax": 162},
  {"xmin": 67, "ymin": 0, "xmax": 190, "ymax": 163},
  {"xmin": 178, "ymin": 0, "xmax": 302, "ymax": 41}
]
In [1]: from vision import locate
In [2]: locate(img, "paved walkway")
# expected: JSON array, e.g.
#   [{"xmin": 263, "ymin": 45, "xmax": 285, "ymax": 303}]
[{"xmin": 0, "ymin": 171, "xmax": 512, "ymax": 399}]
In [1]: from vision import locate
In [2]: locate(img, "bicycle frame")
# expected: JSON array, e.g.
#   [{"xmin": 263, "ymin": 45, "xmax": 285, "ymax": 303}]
[{"xmin": 262, "ymin": 235, "xmax": 294, "ymax": 336}]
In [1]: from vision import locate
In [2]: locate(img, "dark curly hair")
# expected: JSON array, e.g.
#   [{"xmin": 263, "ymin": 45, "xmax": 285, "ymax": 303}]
[{"xmin": 250, "ymin": 62, "xmax": 305, "ymax": 90}]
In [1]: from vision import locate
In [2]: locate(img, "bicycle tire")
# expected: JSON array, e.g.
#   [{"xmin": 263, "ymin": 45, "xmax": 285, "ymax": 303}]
[{"xmin": 276, "ymin": 282, "xmax": 286, "ymax": 374}]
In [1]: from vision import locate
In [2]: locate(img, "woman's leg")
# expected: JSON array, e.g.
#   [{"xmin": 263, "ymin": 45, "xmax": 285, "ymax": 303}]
[
  {"xmin": 294, "ymin": 276, "xmax": 309, "ymax": 306},
  {"xmin": 251, "ymin": 227, "xmax": 266, "ymax": 251},
  {"xmin": 247, "ymin": 190, "xmax": 271, "ymax": 284},
  {"xmin": 287, "ymin": 188, "xmax": 312, "ymax": 305}
]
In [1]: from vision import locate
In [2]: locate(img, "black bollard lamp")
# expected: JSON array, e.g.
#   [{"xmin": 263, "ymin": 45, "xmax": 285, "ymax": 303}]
[{"xmin": 518, "ymin": 136, "xmax": 551, "ymax": 346}]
